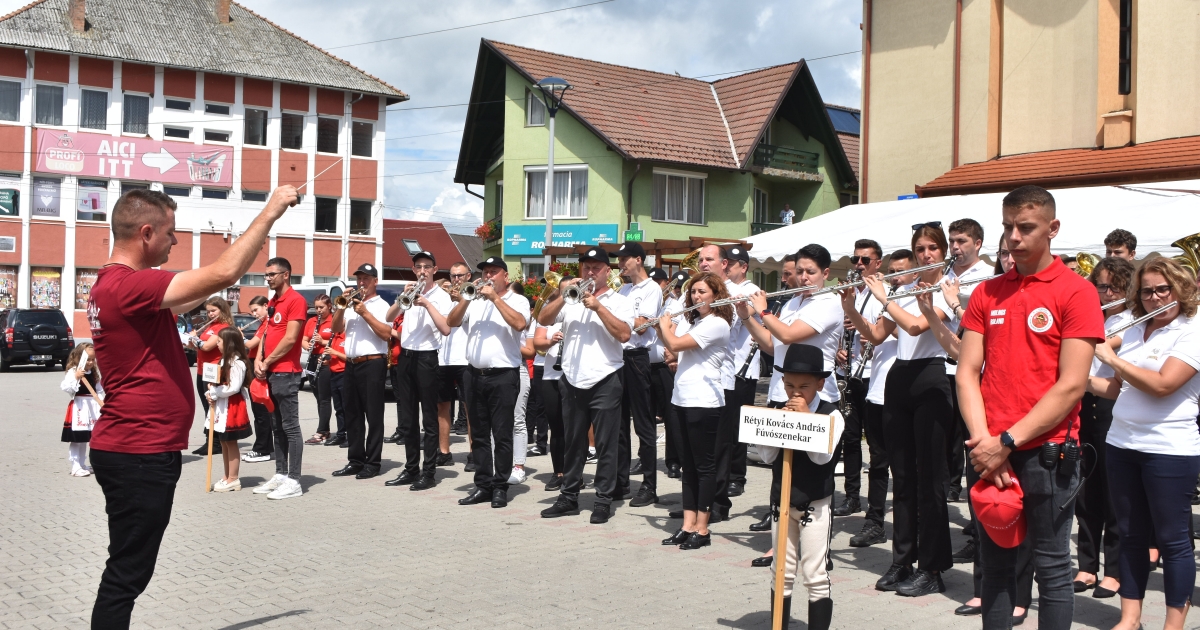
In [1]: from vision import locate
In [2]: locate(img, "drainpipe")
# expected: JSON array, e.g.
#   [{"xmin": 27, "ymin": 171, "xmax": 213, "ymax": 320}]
[
  {"xmin": 625, "ymin": 162, "xmax": 640, "ymax": 231},
  {"xmin": 953, "ymin": 0, "xmax": 962, "ymax": 168},
  {"xmin": 861, "ymin": 1, "xmax": 873, "ymax": 202},
  {"xmin": 463, "ymin": 184, "xmax": 484, "ymax": 200}
]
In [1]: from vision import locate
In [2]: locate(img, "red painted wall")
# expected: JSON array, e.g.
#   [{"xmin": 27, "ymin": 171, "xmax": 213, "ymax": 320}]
[
  {"xmin": 163, "ymin": 231, "xmax": 192, "ymax": 272},
  {"xmin": 0, "ymin": 218, "xmax": 20, "ymax": 265},
  {"xmin": 350, "ymin": 158, "xmax": 377, "ymax": 200},
  {"xmin": 74, "ymin": 224, "xmax": 110, "ymax": 268},
  {"xmin": 0, "ymin": 47, "xmax": 24, "ymax": 79},
  {"xmin": 278, "ymin": 150, "xmax": 307, "ymax": 188},
  {"xmin": 352, "ymin": 95, "xmax": 379, "ymax": 121},
  {"xmin": 276, "ymin": 237, "xmax": 306, "ymax": 276},
  {"xmin": 280, "ymin": 83, "xmax": 309, "ymax": 111},
  {"xmin": 121, "ymin": 62, "xmax": 155, "ymax": 94},
  {"xmin": 77, "ymin": 57, "xmax": 113, "ymax": 88},
  {"xmin": 312, "ymin": 239, "xmax": 341, "ymax": 277},
  {"xmin": 163, "ymin": 68, "xmax": 196, "ymax": 99},
  {"xmin": 33, "ymin": 51, "xmax": 68, "ymax": 83},
  {"xmin": 316, "ymin": 88, "xmax": 344, "ymax": 116},
  {"xmin": 204, "ymin": 72, "xmax": 235, "ymax": 103},
  {"xmin": 243, "ymin": 77, "xmax": 273, "ymax": 108},
  {"xmin": 0, "ymin": 125, "xmax": 24, "ymax": 173},
  {"xmin": 314, "ymin": 154, "xmax": 342, "ymax": 197},
  {"xmin": 240, "ymin": 147, "xmax": 272, "ymax": 192},
  {"xmin": 28, "ymin": 222, "xmax": 65, "ymax": 265}
]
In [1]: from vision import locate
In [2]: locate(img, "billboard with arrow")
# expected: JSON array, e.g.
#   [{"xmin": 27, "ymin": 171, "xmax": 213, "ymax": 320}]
[{"xmin": 34, "ymin": 129, "xmax": 233, "ymax": 188}]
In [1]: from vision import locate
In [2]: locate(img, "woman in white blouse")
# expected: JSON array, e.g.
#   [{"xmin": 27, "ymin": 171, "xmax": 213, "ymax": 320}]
[
  {"xmin": 655, "ymin": 272, "xmax": 732, "ymax": 551},
  {"xmin": 1092, "ymin": 257, "xmax": 1200, "ymax": 630}
]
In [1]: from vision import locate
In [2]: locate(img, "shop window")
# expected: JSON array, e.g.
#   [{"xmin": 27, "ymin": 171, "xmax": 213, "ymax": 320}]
[
  {"xmin": 77, "ymin": 179, "xmax": 108, "ymax": 221},
  {"xmin": 75, "ymin": 269, "xmax": 98, "ymax": 310},
  {"xmin": 0, "ymin": 265, "xmax": 16, "ymax": 308},
  {"xmin": 29, "ymin": 267, "xmax": 62, "ymax": 309}
]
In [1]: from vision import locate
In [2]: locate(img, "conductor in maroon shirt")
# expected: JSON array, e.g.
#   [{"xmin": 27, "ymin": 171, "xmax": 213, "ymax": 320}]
[{"xmin": 86, "ymin": 186, "xmax": 297, "ymax": 629}]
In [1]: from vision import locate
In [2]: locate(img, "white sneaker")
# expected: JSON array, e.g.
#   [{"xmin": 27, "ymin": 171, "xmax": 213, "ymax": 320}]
[
  {"xmin": 242, "ymin": 451, "xmax": 271, "ymax": 463},
  {"xmin": 507, "ymin": 467, "xmax": 526, "ymax": 485},
  {"xmin": 252, "ymin": 474, "xmax": 286, "ymax": 494},
  {"xmin": 267, "ymin": 478, "xmax": 303, "ymax": 500},
  {"xmin": 212, "ymin": 478, "xmax": 241, "ymax": 492}
]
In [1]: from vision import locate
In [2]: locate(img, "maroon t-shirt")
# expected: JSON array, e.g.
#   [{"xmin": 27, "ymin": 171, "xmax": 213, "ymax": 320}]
[
  {"xmin": 264, "ymin": 288, "xmax": 308, "ymax": 373},
  {"xmin": 88, "ymin": 265, "xmax": 195, "ymax": 453}
]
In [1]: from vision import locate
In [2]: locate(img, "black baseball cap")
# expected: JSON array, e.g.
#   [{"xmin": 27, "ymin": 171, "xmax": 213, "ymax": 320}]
[
  {"xmin": 725, "ymin": 245, "xmax": 750, "ymax": 265},
  {"xmin": 670, "ymin": 271, "xmax": 690, "ymax": 284},
  {"xmin": 412, "ymin": 250, "xmax": 436, "ymax": 266},
  {"xmin": 579, "ymin": 247, "xmax": 611, "ymax": 264},
  {"xmin": 774, "ymin": 343, "xmax": 831, "ymax": 378},
  {"xmin": 648, "ymin": 268, "xmax": 668, "ymax": 282},
  {"xmin": 354, "ymin": 263, "xmax": 378, "ymax": 278},
  {"xmin": 612, "ymin": 242, "xmax": 646, "ymax": 260},
  {"xmin": 477, "ymin": 256, "xmax": 508, "ymax": 271}
]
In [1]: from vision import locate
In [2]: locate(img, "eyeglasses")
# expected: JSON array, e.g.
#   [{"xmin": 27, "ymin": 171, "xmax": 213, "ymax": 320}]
[
  {"xmin": 1138, "ymin": 284, "xmax": 1173, "ymax": 299},
  {"xmin": 264, "ymin": 271, "xmax": 284, "ymax": 280},
  {"xmin": 450, "ymin": 273, "xmax": 470, "ymax": 279},
  {"xmin": 998, "ymin": 249, "xmax": 1012, "ymax": 258},
  {"xmin": 1095, "ymin": 284, "xmax": 1121, "ymax": 295},
  {"xmin": 912, "ymin": 221, "xmax": 942, "ymax": 231},
  {"xmin": 849, "ymin": 256, "xmax": 876, "ymax": 264},
  {"xmin": 413, "ymin": 264, "xmax": 436, "ymax": 271}
]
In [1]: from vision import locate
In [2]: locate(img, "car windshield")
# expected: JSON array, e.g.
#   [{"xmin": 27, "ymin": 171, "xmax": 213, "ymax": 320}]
[{"xmin": 15, "ymin": 311, "xmax": 67, "ymax": 327}]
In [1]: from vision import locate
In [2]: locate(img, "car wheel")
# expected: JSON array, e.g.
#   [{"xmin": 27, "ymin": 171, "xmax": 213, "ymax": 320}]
[{"xmin": 0, "ymin": 359, "xmax": 8, "ymax": 373}]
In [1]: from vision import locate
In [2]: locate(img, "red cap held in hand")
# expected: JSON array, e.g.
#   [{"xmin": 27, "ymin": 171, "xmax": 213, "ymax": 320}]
[
  {"xmin": 970, "ymin": 477, "xmax": 1026, "ymax": 548},
  {"xmin": 249, "ymin": 378, "xmax": 274, "ymax": 413}
]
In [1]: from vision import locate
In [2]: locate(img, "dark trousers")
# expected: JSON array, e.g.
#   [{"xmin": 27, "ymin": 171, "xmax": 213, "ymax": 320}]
[
  {"xmin": 267, "ymin": 372, "xmax": 302, "ymax": 480},
  {"xmin": 1075, "ymin": 393, "xmax": 1120, "ymax": 577},
  {"xmin": 562, "ymin": 370, "xmax": 623, "ymax": 504},
  {"xmin": 712, "ymin": 388, "xmax": 740, "ymax": 510},
  {"xmin": 966, "ymin": 449, "xmax": 1035, "ymax": 605},
  {"xmin": 1107, "ymin": 444, "xmax": 1200, "ymax": 607},
  {"xmin": 250, "ymin": 401, "xmax": 273, "ymax": 454},
  {"xmin": 618, "ymin": 350, "xmax": 656, "ymax": 492},
  {"xmin": 677, "ymin": 405, "xmax": 721, "ymax": 512},
  {"xmin": 541, "ymin": 377, "xmax": 566, "ymax": 474},
  {"xmin": 840, "ymin": 377, "xmax": 871, "ymax": 500},
  {"xmin": 527, "ymin": 366, "xmax": 549, "ymax": 450},
  {"xmin": 860, "ymin": 400, "xmax": 890, "ymax": 526},
  {"xmin": 395, "ymin": 349, "xmax": 441, "ymax": 477},
  {"xmin": 652, "ymin": 363, "xmax": 680, "ymax": 468},
  {"xmin": 730, "ymin": 376, "xmax": 757, "ymax": 485},
  {"xmin": 345, "ymin": 357, "xmax": 386, "ymax": 473},
  {"xmin": 885, "ymin": 358, "xmax": 953, "ymax": 572},
  {"xmin": 978, "ymin": 449, "xmax": 1079, "ymax": 630},
  {"xmin": 89, "ymin": 450, "xmax": 182, "ymax": 630},
  {"xmin": 463, "ymin": 367, "xmax": 518, "ymax": 492},
  {"xmin": 195, "ymin": 373, "xmax": 210, "ymax": 416},
  {"xmin": 946, "ymin": 374, "xmax": 968, "ymax": 496},
  {"xmin": 318, "ymin": 367, "xmax": 346, "ymax": 437}
]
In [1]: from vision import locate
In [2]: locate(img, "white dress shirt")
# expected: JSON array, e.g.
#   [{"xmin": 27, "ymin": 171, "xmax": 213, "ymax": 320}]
[
  {"xmin": 840, "ymin": 286, "xmax": 874, "ymax": 380},
  {"xmin": 652, "ymin": 294, "xmax": 684, "ymax": 363},
  {"xmin": 726, "ymin": 279, "xmax": 761, "ymax": 384},
  {"xmin": 767, "ymin": 292, "xmax": 844, "ymax": 403},
  {"xmin": 882, "ymin": 280, "xmax": 951, "ymax": 361},
  {"xmin": 1091, "ymin": 310, "xmax": 1133, "ymax": 377},
  {"xmin": 555, "ymin": 288, "xmax": 635, "ymax": 389},
  {"xmin": 462, "ymin": 289, "xmax": 531, "ymax": 369},
  {"xmin": 671, "ymin": 314, "xmax": 731, "ymax": 408},
  {"xmin": 439, "ymin": 324, "xmax": 468, "ymax": 366},
  {"xmin": 343, "ymin": 294, "xmax": 390, "ymax": 358},
  {"xmin": 540, "ymin": 322, "xmax": 564, "ymax": 381},
  {"xmin": 620, "ymin": 277, "xmax": 663, "ymax": 352},
  {"xmin": 1109, "ymin": 314, "xmax": 1200, "ymax": 456},
  {"xmin": 401, "ymin": 284, "xmax": 452, "ymax": 351},
  {"xmin": 944, "ymin": 260, "xmax": 994, "ymax": 375}
]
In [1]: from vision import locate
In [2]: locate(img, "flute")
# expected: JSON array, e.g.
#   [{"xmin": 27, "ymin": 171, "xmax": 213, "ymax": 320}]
[
  {"xmin": 634, "ymin": 302, "xmax": 710, "ymax": 333},
  {"xmin": 1101, "ymin": 298, "xmax": 1127, "ymax": 311},
  {"xmin": 1106, "ymin": 301, "xmax": 1178, "ymax": 338},
  {"xmin": 886, "ymin": 274, "xmax": 1002, "ymax": 301}
]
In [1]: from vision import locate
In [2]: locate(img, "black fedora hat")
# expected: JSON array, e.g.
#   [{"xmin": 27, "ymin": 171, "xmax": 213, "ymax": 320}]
[{"xmin": 774, "ymin": 344, "xmax": 831, "ymax": 378}]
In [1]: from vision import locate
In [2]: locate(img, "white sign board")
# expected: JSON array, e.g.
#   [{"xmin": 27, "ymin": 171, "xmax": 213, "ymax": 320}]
[
  {"xmin": 739, "ymin": 406, "xmax": 839, "ymax": 455},
  {"xmin": 202, "ymin": 362, "xmax": 220, "ymax": 384}
]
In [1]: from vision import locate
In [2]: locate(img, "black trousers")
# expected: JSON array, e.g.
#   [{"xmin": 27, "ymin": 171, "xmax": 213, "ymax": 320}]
[
  {"xmin": 195, "ymin": 372, "xmax": 210, "ymax": 416},
  {"xmin": 395, "ymin": 349, "xmax": 441, "ymax": 477},
  {"xmin": 527, "ymin": 366, "xmax": 549, "ymax": 450},
  {"xmin": 463, "ymin": 367, "xmax": 518, "ymax": 492},
  {"xmin": 250, "ymin": 401, "xmax": 273, "ymax": 454},
  {"xmin": 90, "ymin": 450, "xmax": 182, "ymax": 630},
  {"xmin": 541, "ymin": 377, "xmax": 566, "ymax": 474},
  {"xmin": 652, "ymin": 362, "xmax": 680, "ymax": 468},
  {"xmin": 316, "ymin": 366, "xmax": 345, "ymax": 437},
  {"xmin": 1076, "ymin": 392, "xmax": 1121, "ymax": 577},
  {"xmin": 562, "ymin": 370, "xmax": 623, "ymax": 504},
  {"xmin": 678, "ymin": 405, "xmax": 721, "ymax": 512},
  {"xmin": 885, "ymin": 358, "xmax": 953, "ymax": 572},
  {"xmin": 345, "ymin": 357, "xmax": 387, "ymax": 473},
  {"xmin": 730, "ymin": 376, "xmax": 758, "ymax": 485},
  {"xmin": 839, "ymin": 377, "xmax": 869, "ymax": 499},
  {"xmin": 618, "ymin": 350, "xmax": 657, "ymax": 492},
  {"xmin": 712, "ymin": 388, "xmax": 740, "ymax": 510},
  {"xmin": 860, "ymin": 400, "xmax": 891, "ymax": 526},
  {"xmin": 946, "ymin": 374, "xmax": 968, "ymax": 496}
]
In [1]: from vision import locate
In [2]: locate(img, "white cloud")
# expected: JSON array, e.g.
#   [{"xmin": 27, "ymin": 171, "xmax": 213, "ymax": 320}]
[{"xmin": 383, "ymin": 185, "xmax": 483, "ymax": 235}]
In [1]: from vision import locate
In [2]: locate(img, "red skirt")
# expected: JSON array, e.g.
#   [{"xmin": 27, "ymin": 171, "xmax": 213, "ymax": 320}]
[{"xmin": 214, "ymin": 394, "xmax": 253, "ymax": 441}]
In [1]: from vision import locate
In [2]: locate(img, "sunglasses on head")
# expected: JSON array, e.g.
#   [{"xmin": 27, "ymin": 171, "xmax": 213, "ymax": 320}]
[{"xmin": 912, "ymin": 221, "xmax": 942, "ymax": 231}]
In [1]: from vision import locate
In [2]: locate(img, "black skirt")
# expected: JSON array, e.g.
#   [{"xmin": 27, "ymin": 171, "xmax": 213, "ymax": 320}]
[
  {"xmin": 61, "ymin": 428, "xmax": 91, "ymax": 443},
  {"xmin": 212, "ymin": 427, "xmax": 253, "ymax": 442}
]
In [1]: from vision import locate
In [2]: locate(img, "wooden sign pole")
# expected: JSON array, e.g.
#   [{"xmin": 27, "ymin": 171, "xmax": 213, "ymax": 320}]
[
  {"xmin": 80, "ymin": 377, "xmax": 103, "ymax": 407},
  {"xmin": 772, "ymin": 448, "xmax": 793, "ymax": 630},
  {"xmin": 204, "ymin": 386, "xmax": 217, "ymax": 493}
]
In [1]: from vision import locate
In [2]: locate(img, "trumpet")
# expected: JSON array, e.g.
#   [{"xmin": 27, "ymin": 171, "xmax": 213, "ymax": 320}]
[
  {"xmin": 562, "ymin": 279, "xmax": 595, "ymax": 305},
  {"xmin": 885, "ymin": 273, "xmax": 1002, "ymax": 301},
  {"xmin": 1107, "ymin": 301, "xmax": 1178, "ymax": 338},
  {"xmin": 397, "ymin": 280, "xmax": 426, "ymax": 311},
  {"xmin": 460, "ymin": 279, "xmax": 493, "ymax": 301},
  {"xmin": 333, "ymin": 288, "xmax": 362, "ymax": 310}
]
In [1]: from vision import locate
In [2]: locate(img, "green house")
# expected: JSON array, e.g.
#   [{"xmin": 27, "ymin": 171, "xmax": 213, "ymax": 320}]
[{"xmin": 455, "ymin": 40, "xmax": 860, "ymax": 280}]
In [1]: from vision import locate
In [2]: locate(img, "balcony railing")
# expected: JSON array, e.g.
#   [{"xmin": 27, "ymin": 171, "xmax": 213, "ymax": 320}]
[
  {"xmin": 751, "ymin": 222, "xmax": 785, "ymax": 235},
  {"xmin": 752, "ymin": 144, "xmax": 820, "ymax": 173}
]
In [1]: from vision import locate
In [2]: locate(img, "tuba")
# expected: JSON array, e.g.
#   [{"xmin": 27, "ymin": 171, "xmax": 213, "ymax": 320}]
[
  {"xmin": 1172, "ymin": 232, "xmax": 1200, "ymax": 277},
  {"xmin": 1076, "ymin": 252, "xmax": 1101, "ymax": 278},
  {"xmin": 663, "ymin": 248, "xmax": 701, "ymax": 300},
  {"xmin": 531, "ymin": 271, "xmax": 562, "ymax": 319}
]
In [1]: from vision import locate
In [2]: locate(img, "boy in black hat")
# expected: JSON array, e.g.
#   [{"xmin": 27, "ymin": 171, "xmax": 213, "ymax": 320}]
[{"xmin": 757, "ymin": 343, "xmax": 843, "ymax": 630}]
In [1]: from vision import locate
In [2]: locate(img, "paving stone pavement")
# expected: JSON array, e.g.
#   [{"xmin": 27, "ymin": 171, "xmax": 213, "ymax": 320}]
[{"xmin": 2, "ymin": 367, "xmax": 1195, "ymax": 629}]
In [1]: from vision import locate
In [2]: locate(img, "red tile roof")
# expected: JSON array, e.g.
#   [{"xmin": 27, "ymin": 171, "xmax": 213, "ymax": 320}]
[
  {"xmin": 837, "ymin": 132, "xmax": 860, "ymax": 180},
  {"xmin": 712, "ymin": 63, "xmax": 799, "ymax": 165},
  {"xmin": 918, "ymin": 135, "xmax": 1200, "ymax": 196},
  {"xmin": 382, "ymin": 220, "xmax": 467, "ymax": 271}
]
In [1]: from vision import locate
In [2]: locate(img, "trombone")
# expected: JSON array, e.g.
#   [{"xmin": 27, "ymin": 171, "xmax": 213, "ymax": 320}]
[
  {"xmin": 396, "ymin": 280, "xmax": 425, "ymax": 311},
  {"xmin": 333, "ymin": 288, "xmax": 362, "ymax": 310},
  {"xmin": 460, "ymin": 278, "xmax": 493, "ymax": 301}
]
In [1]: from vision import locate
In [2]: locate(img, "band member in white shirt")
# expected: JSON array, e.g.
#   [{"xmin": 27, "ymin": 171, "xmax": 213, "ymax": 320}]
[
  {"xmin": 436, "ymin": 262, "xmax": 472, "ymax": 466},
  {"xmin": 446, "ymin": 257, "xmax": 530, "ymax": 509},
  {"xmin": 722, "ymin": 245, "xmax": 761, "ymax": 501},
  {"xmin": 383, "ymin": 251, "xmax": 452, "ymax": 491},
  {"xmin": 538, "ymin": 248, "xmax": 635, "ymax": 524},
  {"xmin": 660, "ymin": 270, "xmax": 689, "ymax": 479},
  {"xmin": 613, "ymin": 242, "xmax": 664, "ymax": 507},
  {"xmin": 532, "ymin": 275, "xmax": 573, "ymax": 491},
  {"xmin": 330, "ymin": 264, "xmax": 393, "ymax": 480}
]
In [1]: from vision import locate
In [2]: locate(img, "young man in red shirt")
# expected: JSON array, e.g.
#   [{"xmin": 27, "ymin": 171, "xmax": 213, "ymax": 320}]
[
  {"xmin": 253, "ymin": 257, "xmax": 307, "ymax": 499},
  {"xmin": 87, "ymin": 186, "xmax": 296, "ymax": 629},
  {"xmin": 958, "ymin": 185, "xmax": 1105, "ymax": 630}
]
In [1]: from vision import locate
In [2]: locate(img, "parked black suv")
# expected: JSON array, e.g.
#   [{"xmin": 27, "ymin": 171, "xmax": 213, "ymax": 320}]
[{"xmin": 1, "ymin": 309, "xmax": 74, "ymax": 371}]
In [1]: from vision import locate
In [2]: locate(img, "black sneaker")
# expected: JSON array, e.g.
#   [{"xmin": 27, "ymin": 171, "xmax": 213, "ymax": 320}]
[
  {"xmin": 585, "ymin": 449, "xmax": 597, "ymax": 463},
  {"xmin": 590, "ymin": 503, "xmax": 611, "ymax": 524},
  {"xmin": 453, "ymin": 421, "xmax": 468, "ymax": 436},
  {"xmin": 831, "ymin": 496, "xmax": 861, "ymax": 517},
  {"xmin": 545, "ymin": 475, "xmax": 563, "ymax": 491},
  {"xmin": 895, "ymin": 569, "xmax": 946, "ymax": 597},
  {"xmin": 628, "ymin": 486, "xmax": 658, "ymax": 508},
  {"xmin": 192, "ymin": 442, "xmax": 222, "ymax": 456},
  {"xmin": 952, "ymin": 539, "xmax": 977, "ymax": 564},
  {"xmin": 527, "ymin": 445, "xmax": 546, "ymax": 457},
  {"xmin": 464, "ymin": 454, "xmax": 476, "ymax": 472},
  {"xmin": 849, "ymin": 522, "xmax": 886, "ymax": 547},
  {"xmin": 629, "ymin": 460, "xmax": 643, "ymax": 475},
  {"xmin": 541, "ymin": 496, "xmax": 580, "ymax": 518},
  {"xmin": 875, "ymin": 564, "xmax": 912, "ymax": 592},
  {"xmin": 435, "ymin": 452, "xmax": 454, "ymax": 467}
]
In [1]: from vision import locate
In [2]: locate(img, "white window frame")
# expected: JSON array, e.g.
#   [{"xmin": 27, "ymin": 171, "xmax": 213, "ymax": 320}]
[
  {"xmin": 495, "ymin": 180, "xmax": 504, "ymax": 217},
  {"xmin": 164, "ymin": 98, "xmax": 192, "ymax": 112},
  {"xmin": 526, "ymin": 90, "xmax": 547, "ymax": 127},
  {"xmin": 34, "ymin": 83, "xmax": 66, "ymax": 128},
  {"xmin": 651, "ymin": 167, "xmax": 707, "ymax": 226},
  {"xmin": 203, "ymin": 129, "xmax": 231, "ymax": 144},
  {"xmin": 523, "ymin": 164, "xmax": 588, "ymax": 220},
  {"xmin": 753, "ymin": 187, "xmax": 769, "ymax": 224},
  {"xmin": 316, "ymin": 116, "xmax": 341, "ymax": 155},
  {"xmin": 121, "ymin": 92, "xmax": 151, "ymax": 136},
  {"xmin": 350, "ymin": 119, "xmax": 374, "ymax": 157},
  {"xmin": 402, "ymin": 239, "xmax": 423, "ymax": 255},
  {"xmin": 163, "ymin": 126, "xmax": 191, "ymax": 140}
]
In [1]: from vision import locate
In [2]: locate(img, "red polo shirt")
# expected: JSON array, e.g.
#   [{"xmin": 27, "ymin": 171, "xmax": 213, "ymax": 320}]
[
  {"xmin": 264, "ymin": 288, "xmax": 308, "ymax": 373},
  {"xmin": 961, "ymin": 257, "xmax": 1104, "ymax": 448}
]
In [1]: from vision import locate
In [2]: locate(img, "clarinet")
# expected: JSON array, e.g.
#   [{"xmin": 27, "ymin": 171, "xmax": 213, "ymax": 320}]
[{"xmin": 736, "ymin": 299, "xmax": 785, "ymax": 379}]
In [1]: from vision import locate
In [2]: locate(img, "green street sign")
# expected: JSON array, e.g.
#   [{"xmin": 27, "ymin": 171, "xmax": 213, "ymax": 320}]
[
  {"xmin": 629, "ymin": 222, "xmax": 640, "ymax": 232},
  {"xmin": 624, "ymin": 230, "xmax": 644, "ymax": 242}
]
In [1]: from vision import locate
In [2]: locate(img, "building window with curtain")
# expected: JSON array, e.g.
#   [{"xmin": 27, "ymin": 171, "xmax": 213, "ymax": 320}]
[
  {"xmin": 350, "ymin": 200, "xmax": 371, "ymax": 235},
  {"xmin": 280, "ymin": 113, "xmax": 304, "ymax": 150},
  {"xmin": 36, "ymin": 85, "xmax": 63, "ymax": 126},
  {"xmin": 651, "ymin": 170, "xmax": 705, "ymax": 225},
  {"xmin": 525, "ymin": 165, "xmax": 587, "ymax": 219},
  {"xmin": 753, "ymin": 187, "xmax": 769, "ymax": 224},
  {"xmin": 122, "ymin": 94, "xmax": 149, "ymax": 134},
  {"xmin": 79, "ymin": 90, "xmax": 107, "ymax": 130},
  {"xmin": 317, "ymin": 117, "xmax": 340, "ymax": 153},
  {"xmin": 352, "ymin": 121, "xmax": 373, "ymax": 157},
  {"xmin": 527, "ymin": 90, "xmax": 546, "ymax": 126},
  {"xmin": 244, "ymin": 108, "xmax": 268, "ymax": 146}
]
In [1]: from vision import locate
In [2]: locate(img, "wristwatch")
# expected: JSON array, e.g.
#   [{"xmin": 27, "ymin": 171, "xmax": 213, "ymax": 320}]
[
  {"xmin": 999, "ymin": 431, "xmax": 1016, "ymax": 450},
  {"xmin": 760, "ymin": 309, "xmax": 772, "ymax": 319}
]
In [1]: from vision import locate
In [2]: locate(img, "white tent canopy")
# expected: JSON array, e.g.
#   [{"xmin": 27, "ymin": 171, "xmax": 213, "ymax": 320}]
[{"xmin": 746, "ymin": 180, "xmax": 1200, "ymax": 264}]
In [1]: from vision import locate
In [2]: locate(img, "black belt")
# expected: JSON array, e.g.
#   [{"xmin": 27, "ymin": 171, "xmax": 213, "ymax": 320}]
[
  {"xmin": 623, "ymin": 348, "xmax": 649, "ymax": 356},
  {"xmin": 399, "ymin": 348, "xmax": 437, "ymax": 358},
  {"xmin": 468, "ymin": 366, "xmax": 519, "ymax": 376},
  {"xmin": 349, "ymin": 354, "xmax": 385, "ymax": 364}
]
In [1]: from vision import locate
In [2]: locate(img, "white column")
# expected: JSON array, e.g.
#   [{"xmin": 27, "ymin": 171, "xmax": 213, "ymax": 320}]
[
  {"xmin": 17, "ymin": 51, "xmax": 32, "ymax": 308},
  {"xmin": 304, "ymin": 236, "xmax": 314, "ymax": 284}
]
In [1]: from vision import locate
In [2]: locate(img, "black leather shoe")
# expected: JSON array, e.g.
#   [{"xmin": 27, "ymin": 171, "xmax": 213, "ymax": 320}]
[
  {"xmin": 1072, "ymin": 579, "xmax": 1097, "ymax": 593},
  {"xmin": 875, "ymin": 564, "xmax": 912, "ymax": 591},
  {"xmin": 629, "ymin": 460, "xmax": 643, "ymax": 475},
  {"xmin": 383, "ymin": 431, "xmax": 402, "ymax": 445},
  {"xmin": 458, "ymin": 488, "xmax": 490, "ymax": 505},
  {"xmin": 947, "ymin": 488, "xmax": 962, "ymax": 502},
  {"xmin": 709, "ymin": 504, "xmax": 730, "ymax": 523},
  {"xmin": 323, "ymin": 434, "xmax": 346, "ymax": 447},
  {"xmin": 384, "ymin": 470, "xmax": 419, "ymax": 486},
  {"xmin": 662, "ymin": 529, "xmax": 692, "ymax": 545},
  {"xmin": 751, "ymin": 555, "xmax": 773, "ymax": 567},
  {"xmin": 331, "ymin": 464, "xmax": 363, "ymax": 477},
  {"xmin": 355, "ymin": 469, "xmax": 379, "ymax": 480},
  {"xmin": 491, "ymin": 489, "xmax": 508, "ymax": 508},
  {"xmin": 952, "ymin": 539, "xmax": 977, "ymax": 563},
  {"xmin": 850, "ymin": 522, "xmax": 886, "ymax": 547},
  {"xmin": 666, "ymin": 463, "xmax": 681, "ymax": 478},
  {"xmin": 831, "ymin": 496, "xmax": 861, "ymax": 517},
  {"xmin": 1012, "ymin": 610, "xmax": 1028, "ymax": 626},
  {"xmin": 679, "ymin": 531, "xmax": 711, "ymax": 550},
  {"xmin": 727, "ymin": 481, "xmax": 745, "ymax": 497},
  {"xmin": 954, "ymin": 604, "xmax": 982, "ymax": 616},
  {"xmin": 192, "ymin": 442, "xmax": 222, "ymax": 455},
  {"xmin": 749, "ymin": 512, "xmax": 773, "ymax": 532},
  {"xmin": 453, "ymin": 421, "xmax": 467, "ymax": 436},
  {"xmin": 895, "ymin": 569, "xmax": 945, "ymax": 597},
  {"xmin": 409, "ymin": 475, "xmax": 436, "ymax": 491},
  {"xmin": 545, "ymin": 475, "xmax": 563, "ymax": 491},
  {"xmin": 541, "ymin": 496, "xmax": 580, "ymax": 518},
  {"xmin": 628, "ymin": 486, "xmax": 658, "ymax": 507},
  {"xmin": 668, "ymin": 510, "xmax": 683, "ymax": 519},
  {"xmin": 464, "ymin": 455, "xmax": 477, "ymax": 472},
  {"xmin": 1093, "ymin": 585, "xmax": 1117, "ymax": 599},
  {"xmin": 435, "ymin": 452, "xmax": 454, "ymax": 467},
  {"xmin": 590, "ymin": 503, "xmax": 611, "ymax": 523}
]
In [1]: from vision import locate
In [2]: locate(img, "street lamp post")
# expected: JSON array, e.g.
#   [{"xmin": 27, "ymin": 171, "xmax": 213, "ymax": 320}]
[{"xmin": 536, "ymin": 77, "xmax": 571, "ymax": 273}]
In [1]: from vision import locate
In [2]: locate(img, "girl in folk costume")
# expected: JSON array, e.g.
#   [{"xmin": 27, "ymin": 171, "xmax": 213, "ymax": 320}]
[
  {"xmin": 61, "ymin": 342, "xmax": 102, "ymax": 477},
  {"xmin": 188, "ymin": 296, "xmax": 235, "ymax": 456},
  {"xmin": 208, "ymin": 328, "xmax": 254, "ymax": 492}
]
